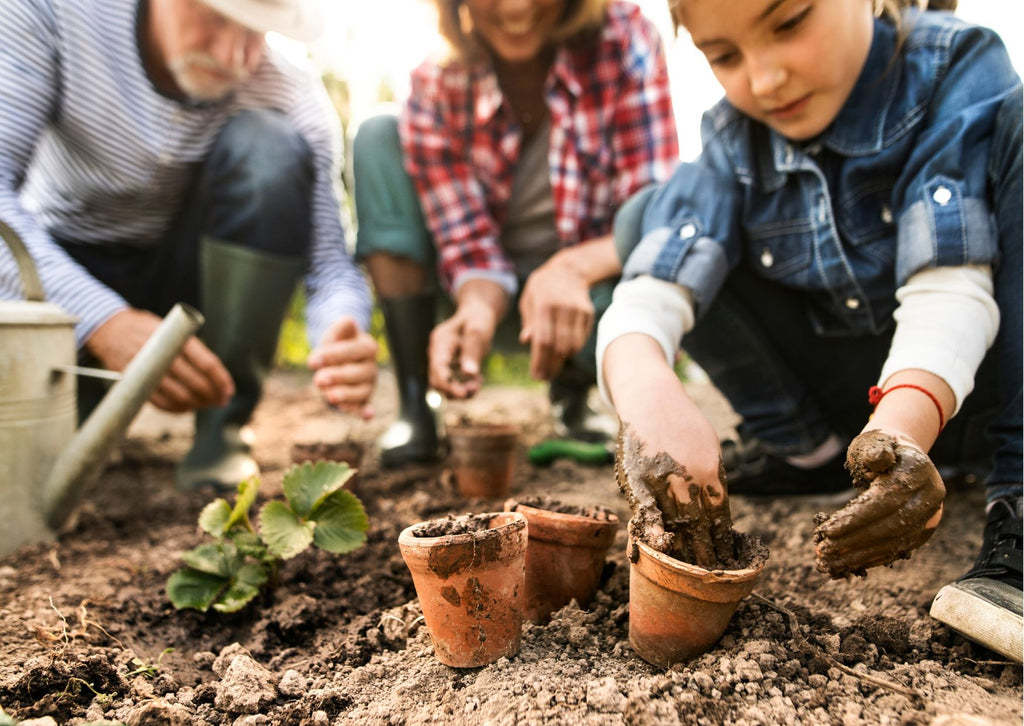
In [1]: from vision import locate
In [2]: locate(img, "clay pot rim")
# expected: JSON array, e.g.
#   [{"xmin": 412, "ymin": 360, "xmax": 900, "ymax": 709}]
[
  {"xmin": 632, "ymin": 535, "xmax": 766, "ymax": 583},
  {"xmin": 504, "ymin": 498, "xmax": 619, "ymax": 525},
  {"xmin": 398, "ymin": 511, "xmax": 526, "ymax": 548}
]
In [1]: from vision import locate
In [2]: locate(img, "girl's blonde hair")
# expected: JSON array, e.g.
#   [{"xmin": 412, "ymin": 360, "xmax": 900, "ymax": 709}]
[{"xmin": 435, "ymin": 0, "xmax": 611, "ymax": 61}]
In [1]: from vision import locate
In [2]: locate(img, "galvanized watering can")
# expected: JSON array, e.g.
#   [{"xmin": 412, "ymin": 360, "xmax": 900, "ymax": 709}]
[{"xmin": 0, "ymin": 221, "xmax": 203, "ymax": 557}]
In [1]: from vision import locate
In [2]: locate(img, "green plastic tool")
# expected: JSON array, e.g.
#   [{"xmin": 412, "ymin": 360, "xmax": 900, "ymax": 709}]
[{"xmin": 528, "ymin": 439, "xmax": 614, "ymax": 467}]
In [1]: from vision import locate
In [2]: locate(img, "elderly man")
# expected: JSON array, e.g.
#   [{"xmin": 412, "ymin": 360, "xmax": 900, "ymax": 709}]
[{"xmin": 0, "ymin": 0, "xmax": 378, "ymax": 490}]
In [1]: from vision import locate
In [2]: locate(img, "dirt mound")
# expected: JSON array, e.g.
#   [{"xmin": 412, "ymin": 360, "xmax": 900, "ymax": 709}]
[{"xmin": 0, "ymin": 370, "xmax": 1019, "ymax": 725}]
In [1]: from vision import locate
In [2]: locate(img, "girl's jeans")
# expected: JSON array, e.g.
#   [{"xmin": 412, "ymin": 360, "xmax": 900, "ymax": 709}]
[{"xmin": 58, "ymin": 109, "xmax": 314, "ymax": 316}]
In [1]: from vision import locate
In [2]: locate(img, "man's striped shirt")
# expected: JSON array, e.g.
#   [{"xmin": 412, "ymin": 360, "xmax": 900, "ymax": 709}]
[{"xmin": 0, "ymin": 0, "xmax": 370, "ymax": 348}]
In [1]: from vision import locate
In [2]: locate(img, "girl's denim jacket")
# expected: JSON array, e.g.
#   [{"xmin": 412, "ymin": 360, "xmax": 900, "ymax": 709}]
[{"xmin": 625, "ymin": 11, "xmax": 1021, "ymax": 336}]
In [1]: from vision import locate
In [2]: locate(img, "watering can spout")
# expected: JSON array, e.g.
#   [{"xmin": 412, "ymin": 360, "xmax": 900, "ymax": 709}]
[{"xmin": 42, "ymin": 303, "xmax": 204, "ymax": 528}]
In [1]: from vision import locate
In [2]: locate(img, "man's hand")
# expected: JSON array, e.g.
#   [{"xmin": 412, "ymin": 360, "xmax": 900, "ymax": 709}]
[
  {"xmin": 85, "ymin": 308, "xmax": 233, "ymax": 413},
  {"xmin": 814, "ymin": 429, "xmax": 945, "ymax": 578},
  {"xmin": 519, "ymin": 256, "xmax": 594, "ymax": 381},
  {"xmin": 308, "ymin": 316, "xmax": 379, "ymax": 419}
]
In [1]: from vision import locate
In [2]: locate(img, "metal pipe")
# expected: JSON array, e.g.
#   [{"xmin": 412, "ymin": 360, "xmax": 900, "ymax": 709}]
[{"xmin": 43, "ymin": 303, "xmax": 204, "ymax": 528}]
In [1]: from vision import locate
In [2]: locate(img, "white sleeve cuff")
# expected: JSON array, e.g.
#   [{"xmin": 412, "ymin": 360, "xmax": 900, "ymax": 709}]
[
  {"xmin": 596, "ymin": 275, "xmax": 695, "ymax": 407},
  {"xmin": 879, "ymin": 264, "xmax": 999, "ymax": 416}
]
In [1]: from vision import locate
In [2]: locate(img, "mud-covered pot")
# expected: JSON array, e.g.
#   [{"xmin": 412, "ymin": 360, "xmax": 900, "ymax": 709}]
[
  {"xmin": 398, "ymin": 511, "xmax": 527, "ymax": 667},
  {"xmin": 447, "ymin": 423, "xmax": 519, "ymax": 498},
  {"xmin": 504, "ymin": 498, "xmax": 618, "ymax": 622},
  {"xmin": 627, "ymin": 525, "xmax": 765, "ymax": 667}
]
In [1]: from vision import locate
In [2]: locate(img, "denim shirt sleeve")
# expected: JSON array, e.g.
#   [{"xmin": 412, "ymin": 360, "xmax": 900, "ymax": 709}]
[
  {"xmin": 621, "ymin": 113, "xmax": 742, "ymax": 315},
  {"xmin": 893, "ymin": 22, "xmax": 1020, "ymax": 285}
]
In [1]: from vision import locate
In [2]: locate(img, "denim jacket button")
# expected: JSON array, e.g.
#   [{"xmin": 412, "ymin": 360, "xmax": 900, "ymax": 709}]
[
  {"xmin": 679, "ymin": 223, "xmax": 697, "ymax": 240},
  {"xmin": 881, "ymin": 205, "xmax": 893, "ymax": 224},
  {"xmin": 932, "ymin": 186, "xmax": 952, "ymax": 206},
  {"xmin": 845, "ymin": 297, "xmax": 861, "ymax": 310},
  {"xmin": 760, "ymin": 248, "xmax": 774, "ymax": 268}
]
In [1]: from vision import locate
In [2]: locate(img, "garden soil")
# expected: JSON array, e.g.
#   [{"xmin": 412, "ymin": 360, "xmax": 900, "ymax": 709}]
[{"xmin": 1, "ymin": 368, "xmax": 1021, "ymax": 725}]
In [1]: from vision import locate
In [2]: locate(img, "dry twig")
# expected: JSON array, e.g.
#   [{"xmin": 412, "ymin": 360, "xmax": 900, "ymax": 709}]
[{"xmin": 750, "ymin": 592, "xmax": 923, "ymax": 703}]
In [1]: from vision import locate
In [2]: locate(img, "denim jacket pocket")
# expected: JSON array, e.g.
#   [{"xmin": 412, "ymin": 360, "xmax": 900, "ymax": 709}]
[{"xmin": 744, "ymin": 220, "xmax": 814, "ymax": 281}]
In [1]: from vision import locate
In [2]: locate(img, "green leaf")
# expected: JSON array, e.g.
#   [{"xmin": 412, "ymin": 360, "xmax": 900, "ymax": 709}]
[
  {"xmin": 226, "ymin": 475, "xmax": 260, "ymax": 530},
  {"xmin": 282, "ymin": 461, "xmax": 354, "ymax": 518},
  {"xmin": 212, "ymin": 564, "xmax": 268, "ymax": 613},
  {"xmin": 181, "ymin": 542, "xmax": 236, "ymax": 577},
  {"xmin": 259, "ymin": 500, "xmax": 315, "ymax": 559},
  {"xmin": 167, "ymin": 568, "xmax": 228, "ymax": 611},
  {"xmin": 229, "ymin": 529, "xmax": 267, "ymax": 558},
  {"xmin": 310, "ymin": 489, "xmax": 369, "ymax": 554},
  {"xmin": 198, "ymin": 499, "xmax": 232, "ymax": 537}
]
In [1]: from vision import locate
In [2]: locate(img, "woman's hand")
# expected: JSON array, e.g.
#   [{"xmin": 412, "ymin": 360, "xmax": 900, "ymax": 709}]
[
  {"xmin": 814, "ymin": 429, "xmax": 945, "ymax": 578},
  {"xmin": 428, "ymin": 279, "xmax": 507, "ymax": 399},
  {"xmin": 519, "ymin": 255, "xmax": 594, "ymax": 381},
  {"xmin": 85, "ymin": 308, "xmax": 234, "ymax": 413},
  {"xmin": 520, "ymin": 237, "xmax": 621, "ymax": 381},
  {"xmin": 308, "ymin": 316, "xmax": 379, "ymax": 419}
]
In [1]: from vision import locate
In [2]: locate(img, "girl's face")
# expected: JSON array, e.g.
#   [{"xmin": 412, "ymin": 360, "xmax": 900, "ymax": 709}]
[
  {"xmin": 678, "ymin": 0, "xmax": 874, "ymax": 141},
  {"xmin": 463, "ymin": 0, "xmax": 567, "ymax": 63}
]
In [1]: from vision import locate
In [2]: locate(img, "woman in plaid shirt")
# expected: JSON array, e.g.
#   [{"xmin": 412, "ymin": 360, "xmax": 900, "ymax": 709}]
[{"xmin": 353, "ymin": 0, "xmax": 679, "ymax": 467}]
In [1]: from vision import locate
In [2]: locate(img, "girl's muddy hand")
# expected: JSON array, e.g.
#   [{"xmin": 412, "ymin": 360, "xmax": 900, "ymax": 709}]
[
  {"xmin": 616, "ymin": 423, "xmax": 734, "ymax": 568},
  {"xmin": 813, "ymin": 430, "xmax": 945, "ymax": 578},
  {"xmin": 668, "ymin": 468, "xmax": 733, "ymax": 569}
]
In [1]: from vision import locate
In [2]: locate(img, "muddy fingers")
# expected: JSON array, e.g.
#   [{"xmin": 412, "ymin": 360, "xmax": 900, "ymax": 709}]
[{"xmin": 814, "ymin": 430, "xmax": 945, "ymax": 579}]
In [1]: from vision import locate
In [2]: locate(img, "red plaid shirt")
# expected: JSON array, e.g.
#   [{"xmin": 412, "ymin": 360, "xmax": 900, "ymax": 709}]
[{"xmin": 399, "ymin": 1, "xmax": 679, "ymax": 295}]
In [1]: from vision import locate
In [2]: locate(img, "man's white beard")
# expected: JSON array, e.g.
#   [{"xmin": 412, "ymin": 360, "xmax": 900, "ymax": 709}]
[{"xmin": 168, "ymin": 52, "xmax": 250, "ymax": 101}]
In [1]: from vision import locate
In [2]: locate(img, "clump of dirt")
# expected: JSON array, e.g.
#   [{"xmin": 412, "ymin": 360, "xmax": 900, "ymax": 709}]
[
  {"xmin": 290, "ymin": 440, "xmax": 364, "ymax": 468},
  {"xmin": 409, "ymin": 512, "xmax": 503, "ymax": 538},
  {"xmin": 510, "ymin": 495, "xmax": 617, "ymax": 521}
]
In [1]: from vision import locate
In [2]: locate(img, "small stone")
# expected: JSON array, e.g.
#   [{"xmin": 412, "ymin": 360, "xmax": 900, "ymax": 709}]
[{"xmin": 278, "ymin": 669, "xmax": 307, "ymax": 698}]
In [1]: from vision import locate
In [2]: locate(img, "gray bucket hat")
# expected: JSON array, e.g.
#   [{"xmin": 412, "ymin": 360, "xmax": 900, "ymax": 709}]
[{"xmin": 199, "ymin": 0, "xmax": 324, "ymax": 42}]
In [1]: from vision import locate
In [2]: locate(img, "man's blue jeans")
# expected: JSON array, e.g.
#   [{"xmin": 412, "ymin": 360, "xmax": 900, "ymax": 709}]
[
  {"xmin": 59, "ymin": 109, "xmax": 315, "ymax": 317},
  {"xmin": 59, "ymin": 109, "xmax": 316, "ymax": 418}
]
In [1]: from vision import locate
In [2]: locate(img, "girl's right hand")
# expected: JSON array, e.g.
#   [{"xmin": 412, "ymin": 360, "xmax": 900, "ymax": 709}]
[{"xmin": 605, "ymin": 335, "xmax": 730, "ymax": 566}]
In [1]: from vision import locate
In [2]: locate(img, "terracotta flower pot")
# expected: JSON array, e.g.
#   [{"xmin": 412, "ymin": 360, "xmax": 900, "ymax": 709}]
[
  {"xmin": 398, "ymin": 511, "xmax": 527, "ymax": 668},
  {"xmin": 504, "ymin": 497, "xmax": 619, "ymax": 623},
  {"xmin": 446, "ymin": 423, "xmax": 519, "ymax": 498},
  {"xmin": 628, "ymin": 526, "xmax": 766, "ymax": 667}
]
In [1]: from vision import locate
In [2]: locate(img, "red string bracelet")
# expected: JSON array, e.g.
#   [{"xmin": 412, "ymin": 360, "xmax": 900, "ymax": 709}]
[{"xmin": 868, "ymin": 384, "xmax": 945, "ymax": 431}]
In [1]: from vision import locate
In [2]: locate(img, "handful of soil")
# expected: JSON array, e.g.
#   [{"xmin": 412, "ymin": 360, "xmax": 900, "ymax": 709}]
[
  {"xmin": 813, "ymin": 429, "xmax": 945, "ymax": 578},
  {"xmin": 615, "ymin": 425, "xmax": 763, "ymax": 571}
]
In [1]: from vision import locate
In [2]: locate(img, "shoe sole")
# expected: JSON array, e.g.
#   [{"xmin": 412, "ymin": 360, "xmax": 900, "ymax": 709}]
[{"xmin": 930, "ymin": 580, "xmax": 1023, "ymax": 663}]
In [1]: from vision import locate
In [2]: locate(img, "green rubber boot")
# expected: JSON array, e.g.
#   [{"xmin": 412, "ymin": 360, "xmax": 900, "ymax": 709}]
[
  {"xmin": 175, "ymin": 238, "xmax": 304, "ymax": 491},
  {"xmin": 377, "ymin": 294, "xmax": 443, "ymax": 468}
]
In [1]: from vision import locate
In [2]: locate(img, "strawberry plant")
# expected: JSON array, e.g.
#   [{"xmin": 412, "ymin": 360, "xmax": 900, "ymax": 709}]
[{"xmin": 167, "ymin": 461, "xmax": 368, "ymax": 613}]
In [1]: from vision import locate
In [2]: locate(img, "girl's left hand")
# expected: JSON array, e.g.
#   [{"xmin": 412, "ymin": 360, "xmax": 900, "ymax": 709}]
[
  {"xmin": 518, "ymin": 257, "xmax": 594, "ymax": 381},
  {"xmin": 814, "ymin": 429, "xmax": 945, "ymax": 578}
]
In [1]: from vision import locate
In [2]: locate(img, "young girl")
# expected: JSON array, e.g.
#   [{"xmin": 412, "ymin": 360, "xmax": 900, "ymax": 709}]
[
  {"xmin": 598, "ymin": 0, "xmax": 1022, "ymax": 662},
  {"xmin": 351, "ymin": 0, "xmax": 678, "ymax": 467}
]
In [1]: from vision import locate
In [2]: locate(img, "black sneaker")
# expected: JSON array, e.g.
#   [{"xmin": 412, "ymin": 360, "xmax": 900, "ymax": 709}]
[
  {"xmin": 721, "ymin": 437, "xmax": 853, "ymax": 497},
  {"xmin": 930, "ymin": 496, "xmax": 1023, "ymax": 663}
]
